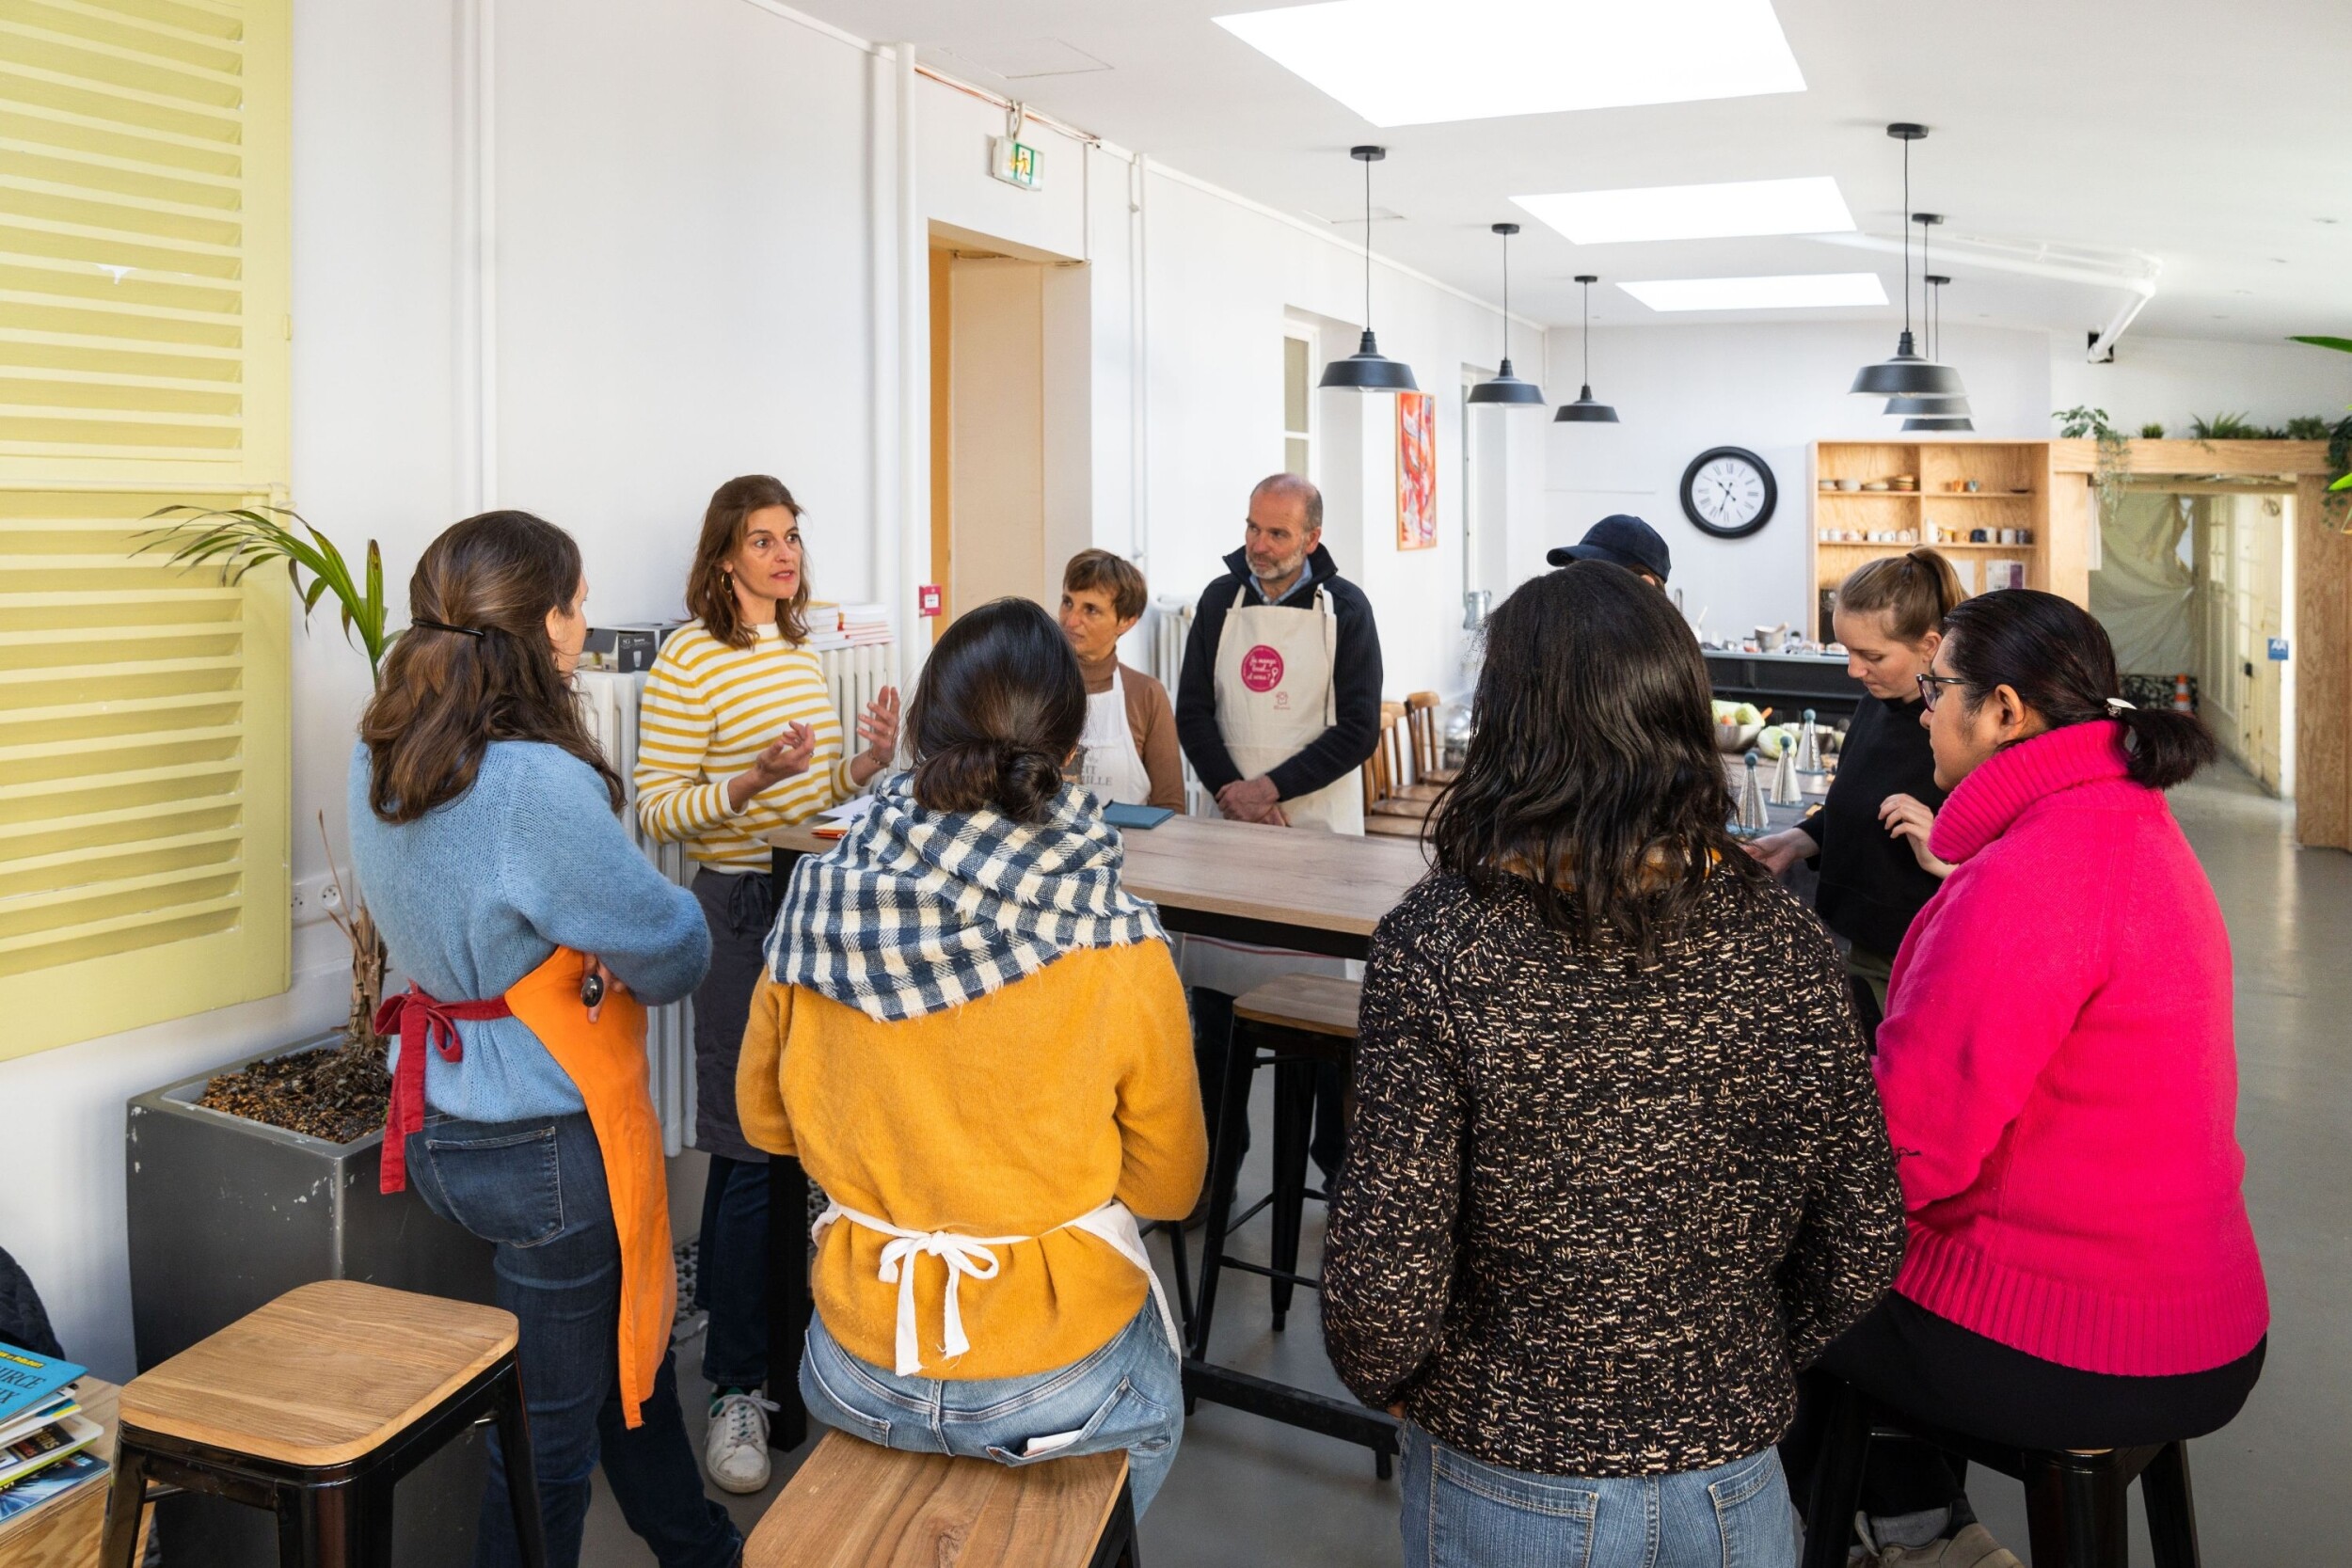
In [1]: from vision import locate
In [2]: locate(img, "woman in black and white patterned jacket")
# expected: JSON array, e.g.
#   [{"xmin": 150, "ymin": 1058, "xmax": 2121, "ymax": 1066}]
[{"xmin": 1323, "ymin": 562, "xmax": 1906, "ymax": 1568}]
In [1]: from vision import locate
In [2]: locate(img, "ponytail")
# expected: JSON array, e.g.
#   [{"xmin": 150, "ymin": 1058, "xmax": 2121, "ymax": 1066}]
[
  {"xmin": 1942, "ymin": 590, "xmax": 2217, "ymax": 791},
  {"xmin": 1837, "ymin": 547, "xmax": 1964, "ymax": 644}
]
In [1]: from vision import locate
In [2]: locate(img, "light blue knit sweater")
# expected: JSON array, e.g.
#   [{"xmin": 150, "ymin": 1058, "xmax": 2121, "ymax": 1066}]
[{"xmin": 349, "ymin": 740, "xmax": 712, "ymax": 1124}]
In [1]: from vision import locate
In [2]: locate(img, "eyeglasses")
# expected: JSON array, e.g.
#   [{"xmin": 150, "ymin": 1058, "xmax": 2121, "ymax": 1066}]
[{"xmin": 1915, "ymin": 673, "xmax": 1967, "ymax": 710}]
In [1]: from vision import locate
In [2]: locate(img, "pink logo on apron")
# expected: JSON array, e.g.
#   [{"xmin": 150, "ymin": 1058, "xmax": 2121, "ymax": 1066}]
[{"xmin": 1241, "ymin": 645, "xmax": 1284, "ymax": 692}]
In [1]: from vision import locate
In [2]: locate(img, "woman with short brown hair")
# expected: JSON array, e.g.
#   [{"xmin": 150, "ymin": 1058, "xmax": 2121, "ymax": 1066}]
[
  {"xmin": 1057, "ymin": 547, "xmax": 1184, "ymax": 812},
  {"xmin": 635, "ymin": 473, "xmax": 899, "ymax": 1492}
]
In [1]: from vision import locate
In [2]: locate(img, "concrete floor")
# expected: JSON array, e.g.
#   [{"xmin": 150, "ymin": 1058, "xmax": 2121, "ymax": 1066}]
[{"xmin": 582, "ymin": 763, "xmax": 2347, "ymax": 1566}]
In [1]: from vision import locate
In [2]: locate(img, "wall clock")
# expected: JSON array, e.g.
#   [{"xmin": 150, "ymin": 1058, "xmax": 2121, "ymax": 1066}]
[{"xmin": 1679, "ymin": 446, "xmax": 1776, "ymax": 539}]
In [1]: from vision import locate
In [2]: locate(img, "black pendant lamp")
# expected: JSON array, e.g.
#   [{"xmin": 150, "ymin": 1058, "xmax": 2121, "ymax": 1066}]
[
  {"xmin": 1553, "ymin": 275, "xmax": 1619, "ymax": 423},
  {"xmin": 1321, "ymin": 146, "xmax": 1418, "ymax": 392},
  {"xmin": 1468, "ymin": 223, "xmax": 1545, "ymax": 404},
  {"xmin": 1899, "ymin": 272, "xmax": 1974, "ymax": 430},
  {"xmin": 1851, "ymin": 125, "xmax": 1965, "ymax": 398}
]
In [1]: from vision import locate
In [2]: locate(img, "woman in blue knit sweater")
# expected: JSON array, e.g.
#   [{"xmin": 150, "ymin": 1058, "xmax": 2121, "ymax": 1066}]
[{"xmin": 350, "ymin": 512, "xmax": 739, "ymax": 1568}]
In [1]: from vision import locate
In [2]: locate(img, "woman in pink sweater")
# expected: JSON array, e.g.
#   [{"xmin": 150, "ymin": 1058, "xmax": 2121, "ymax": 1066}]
[{"xmin": 1797, "ymin": 590, "xmax": 2267, "ymax": 1568}]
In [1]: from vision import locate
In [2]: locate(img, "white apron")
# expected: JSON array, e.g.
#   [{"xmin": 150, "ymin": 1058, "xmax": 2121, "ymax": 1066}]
[
  {"xmin": 1078, "ymin": 665, "xmax": 1155, "ymax": 806},
  {"xmin": 1179, "ymin": 578, "xmax": 1361, "ymax": 995},
  {"xmin": 812, "ymin": 1198, "xmax": 1184, "ymax": 1378}
]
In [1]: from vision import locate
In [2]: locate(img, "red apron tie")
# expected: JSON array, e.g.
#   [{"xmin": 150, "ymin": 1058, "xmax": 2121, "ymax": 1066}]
[{"xmin": 374, "ymin": 986, "xmax": 513, "ymax": 1193}]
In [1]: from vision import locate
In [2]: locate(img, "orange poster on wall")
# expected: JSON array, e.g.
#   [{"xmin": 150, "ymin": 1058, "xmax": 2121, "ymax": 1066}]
[{"xmin": 1396, "ymin": 390, "xmax": 1437, "ymax": 550}]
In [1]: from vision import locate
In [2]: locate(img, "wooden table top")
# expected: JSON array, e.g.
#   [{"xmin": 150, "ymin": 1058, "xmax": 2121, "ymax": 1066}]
[
  {"xmin": 120, "ymin": 1279, "xmax": 517, "ymax": 1467},
  {"xmin": 766, "ymin": 813, "xmax": 1432, "ymax": 941},
  {"xmin": 744, "ymin": 1432, "xmax": 1127, "ymax": 1567}
]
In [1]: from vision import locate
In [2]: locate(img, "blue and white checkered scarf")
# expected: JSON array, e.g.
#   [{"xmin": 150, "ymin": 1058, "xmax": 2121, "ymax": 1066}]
[{"xmin": 766, "ymin": 772, "xmax": 1168, "ymax": 1022}]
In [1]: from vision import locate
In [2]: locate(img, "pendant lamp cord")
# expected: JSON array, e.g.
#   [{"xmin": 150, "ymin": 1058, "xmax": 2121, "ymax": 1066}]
[
  {"xmin": 1920, "ymin": 213, "xmax": 1931, "ymax": 354},
  {"xmin": 1362, "ymin": 153, "xmax": 1374, "ymax": 328},
  {"xmin": 1500, "ymin": 232, "xmax": 1509, "ymax": 360},
  {"xmin": 1900, "ymin": 135, "xmax": 1914, "ymax": 338},
  {"xmin": 1581, "ymin": 280, "xmax": 1592, "ymax": 384}
]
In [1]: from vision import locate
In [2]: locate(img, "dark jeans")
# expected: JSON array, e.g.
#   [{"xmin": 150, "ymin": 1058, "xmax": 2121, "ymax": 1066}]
[
  {"xmin": 690, "ymin": 868, "xmax": 777, "ymax": 1395},
  {"xmin": 405, "ymin": 1113, "xmax": 740, "ymax": 1568},
  {"xmin": 1190, "ymin": 986, "xmax": 1346, "ymax": 1183},
  {"xmin": 1784, "ymin": 1291, "xmax": 2267, "ymax": 1519},
  {"xmin": 694, "ymin": 1153, "xmax": 770, "ymax": 1392}
]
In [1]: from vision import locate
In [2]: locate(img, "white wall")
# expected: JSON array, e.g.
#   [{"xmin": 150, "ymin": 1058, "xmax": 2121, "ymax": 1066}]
[{"xmin": 2052, "ymin": 334, "xmax": 2352, "ymax": 437}]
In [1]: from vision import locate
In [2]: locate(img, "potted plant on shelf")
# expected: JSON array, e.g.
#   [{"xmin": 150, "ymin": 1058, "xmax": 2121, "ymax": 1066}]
[{"xmin": 122, "ymin": 507, "xmax": 491, "ymax": 1568}]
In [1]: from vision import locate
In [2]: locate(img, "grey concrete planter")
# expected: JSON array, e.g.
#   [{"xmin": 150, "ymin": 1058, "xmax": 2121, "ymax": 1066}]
[{"xmin": 127, "ymin": 1038, "xmax": 498, "ymax": 1566}]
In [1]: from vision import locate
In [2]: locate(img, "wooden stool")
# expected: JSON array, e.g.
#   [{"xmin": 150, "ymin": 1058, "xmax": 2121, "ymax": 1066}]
[
  {"xmin": 1188, "ymin": 975, "xmax": 1394, "ymax": 1475},
  {"xmin": 103, "ymin": 1279, "xmax": 546, "ymax": 1568},
  {"xmin": 744, "ymin": 1431, "xmax": 1137, "ymax": 1567},
  {"xmin": 1801, "ymin": 1376, "xmax": 2205, "ymax": 1568}
]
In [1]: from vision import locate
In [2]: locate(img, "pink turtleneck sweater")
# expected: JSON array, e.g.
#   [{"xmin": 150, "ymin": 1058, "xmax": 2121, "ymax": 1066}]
[{"xmin": 1878, "ymin": 721, "xmax": 2267, "ymax": 1377}]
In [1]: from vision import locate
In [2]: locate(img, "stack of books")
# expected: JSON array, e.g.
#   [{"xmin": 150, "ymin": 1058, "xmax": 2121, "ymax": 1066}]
[
  {"xmin": 801, "ymin": 601, "xmax": 851, "ymax": 653},
  {"xmin": 0, "ymin": 1342, "xmax": 105, "ymax": 1526},
  {"xmin": 839, "ymin": 603, "xmax": 892, "ymax": 647}
]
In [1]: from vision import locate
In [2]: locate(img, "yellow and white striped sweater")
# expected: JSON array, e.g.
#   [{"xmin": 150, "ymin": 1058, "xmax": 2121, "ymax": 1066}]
[{"xmin": 635, "ymin": 622, "xmax": 860, "ymax": 871}]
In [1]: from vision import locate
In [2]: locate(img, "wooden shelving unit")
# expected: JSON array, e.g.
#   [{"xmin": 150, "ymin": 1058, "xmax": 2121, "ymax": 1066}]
[{"xmin": 1808, "ymin": 440, "xmax": 2092, "ymax": 639}]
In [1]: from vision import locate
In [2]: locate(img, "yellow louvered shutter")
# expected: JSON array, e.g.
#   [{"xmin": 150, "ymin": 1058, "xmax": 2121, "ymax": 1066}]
[{"xmin": 0, "ymin": 0, "xmax": 293, "ymax": 1059}]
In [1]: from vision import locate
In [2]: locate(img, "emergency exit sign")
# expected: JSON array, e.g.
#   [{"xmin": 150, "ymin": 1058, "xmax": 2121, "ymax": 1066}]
[{"xmin": 990, "ymin": 135, "xmax": 1042, "ymax": 190}]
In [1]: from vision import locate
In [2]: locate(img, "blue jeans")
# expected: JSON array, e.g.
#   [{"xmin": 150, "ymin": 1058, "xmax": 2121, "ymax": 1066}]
[
  {"xmin": 405, "ymin": 1113, "xmax": 741, "ymax": 1568},
  {"xmin": 694, "ymin": 1154, "xmax": 770, "ymax": 1391},
  {"xmin": 1400, "ymin": 1423, "xmax": 1795, "ymax": 1568},
  {"xmin": 798, "ymin": 1300, "xmax": 1184, "ymax": 1514}
]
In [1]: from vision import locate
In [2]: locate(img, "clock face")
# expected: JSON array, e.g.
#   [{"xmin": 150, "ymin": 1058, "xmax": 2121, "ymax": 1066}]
[{"xmin": 1680, "ymin": 446, "xmax": 1778, "ymax": 539}]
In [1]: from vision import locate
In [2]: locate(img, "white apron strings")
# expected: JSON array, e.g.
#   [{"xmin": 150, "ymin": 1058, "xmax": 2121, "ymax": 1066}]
[{"xmin": 812, "ymin": 1198, "xmax": 1184, "ymax": 1378}]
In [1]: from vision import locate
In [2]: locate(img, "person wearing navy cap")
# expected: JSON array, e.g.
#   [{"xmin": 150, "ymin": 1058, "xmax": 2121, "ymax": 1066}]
[{"xmin": 1547, "ymin": 515, "xmax": 1671, "ymax": 588}]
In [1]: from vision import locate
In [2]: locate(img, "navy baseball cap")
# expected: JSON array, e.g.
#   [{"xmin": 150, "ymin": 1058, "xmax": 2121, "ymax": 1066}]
[{"xmin": 1547, "ymin": 514, "xmax": 1671, "ymax": 582}]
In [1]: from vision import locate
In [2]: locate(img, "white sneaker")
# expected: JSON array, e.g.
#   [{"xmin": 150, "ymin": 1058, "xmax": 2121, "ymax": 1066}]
[{"xmin": 704, "ymin": 1389, "xmax": 777, "ymax": 1494}]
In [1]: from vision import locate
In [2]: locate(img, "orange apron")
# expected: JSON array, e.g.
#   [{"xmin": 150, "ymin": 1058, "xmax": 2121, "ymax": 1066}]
[{"xmin": 375, "ymin": 947, "xmax": 675, "ymax": 1428}]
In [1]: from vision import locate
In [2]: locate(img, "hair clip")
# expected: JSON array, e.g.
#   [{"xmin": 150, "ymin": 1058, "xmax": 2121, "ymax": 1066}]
[
  {"xmin": 412, "ymin": 618, "xmax": 485, "ymax": 639},
  {"xmin": 2105, "ymin": 696, "xmax": 2136, "ymax": 713}
]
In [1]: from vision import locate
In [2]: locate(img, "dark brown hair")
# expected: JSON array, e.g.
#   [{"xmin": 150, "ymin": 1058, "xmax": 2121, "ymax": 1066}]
[
  {"xmin": 1941, "ymin": 588, "xmax": 2217, "ymax": 790},
  {"xmin": 1429, "ymin": 562, "xmax": 1761, "ymax": 953},
  {"xmin": 905, "ymin": 597, "xmax": 1087, "ymax": 822},
  {"xmin": 360, "ymin": 511, "xmax": 622, "ymax": 822},
  {"xmin": 686, "ymin": 474, "xmax": 810, "ymax": 649},
  {"xmin": 1061, "ymin": 548, "xmax": 1148, "ymax": 622},
  {"xmin": 1837, "ymin": 546, "xmax": 1964, "ymax": 643}
]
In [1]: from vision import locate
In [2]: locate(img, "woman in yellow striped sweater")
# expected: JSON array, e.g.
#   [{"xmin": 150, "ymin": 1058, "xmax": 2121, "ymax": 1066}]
[{"xmin": 636, "ymin": 473, "xmax": 898, "ymax": 1493}]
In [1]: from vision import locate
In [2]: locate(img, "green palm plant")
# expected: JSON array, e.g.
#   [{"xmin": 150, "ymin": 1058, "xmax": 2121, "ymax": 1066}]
[
  {"xmin": 136, "ymin": 505, "xmax": 396, "ymax": 1103},
  {"xmin": 139, "ymin": 504, "xmax": 391, "ymax": 683}
]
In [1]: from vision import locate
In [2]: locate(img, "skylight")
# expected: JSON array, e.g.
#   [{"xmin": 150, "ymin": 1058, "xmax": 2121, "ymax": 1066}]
[
  {"xmin": 1213, "ymin": 0, "xmax": 1805, "ymax": 127},
  {"xmin": 1618, "ymin": 274, "xmax": 1888, "ymax": 312},
  {"xmin": 1514, "ymin": 178, "xmax": 1854, "ymax": 245}
]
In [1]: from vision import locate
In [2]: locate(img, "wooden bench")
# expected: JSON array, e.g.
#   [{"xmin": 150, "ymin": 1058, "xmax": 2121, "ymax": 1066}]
[{"xmin": 744, "ymin": 1431, "xmax": 1137, "ymax": 1567}]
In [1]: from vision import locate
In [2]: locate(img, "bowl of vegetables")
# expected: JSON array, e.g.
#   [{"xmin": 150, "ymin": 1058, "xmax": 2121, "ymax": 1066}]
[{"xmin": 1710, "ymin": 700, "xmax": 1768, "ymax": 753}]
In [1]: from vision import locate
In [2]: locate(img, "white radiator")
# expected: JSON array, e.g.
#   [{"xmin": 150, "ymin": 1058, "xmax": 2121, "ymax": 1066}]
[{"xmin": 577, "ymin": 641, "xmax": 895, "ymax": 1156}]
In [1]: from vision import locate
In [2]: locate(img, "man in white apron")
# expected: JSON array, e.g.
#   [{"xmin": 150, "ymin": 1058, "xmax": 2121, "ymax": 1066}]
[
  {"xmin": 1173, "ymin": 473, "xmax": 1384, "ymax": 1189},
  {"xmin": 1057, "ymin": 548, "xmax": 1186, "ymax": 811}
]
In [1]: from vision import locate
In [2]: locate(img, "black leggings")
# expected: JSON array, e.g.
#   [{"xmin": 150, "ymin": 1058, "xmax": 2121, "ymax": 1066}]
[{"xmin": 1785, "ymin": 1292, "xmax": 2266, "ymax": 1517}]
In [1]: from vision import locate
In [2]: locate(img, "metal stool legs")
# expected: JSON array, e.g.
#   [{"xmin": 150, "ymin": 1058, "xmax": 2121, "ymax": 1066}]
[
  {"xmin": 1802, "ymin": 1377, "xmax": 2206, "ymax": 1568},
  {"xmin": 1267, "ymin": 1056, "xmax": 1317, "ymax": 1330}
]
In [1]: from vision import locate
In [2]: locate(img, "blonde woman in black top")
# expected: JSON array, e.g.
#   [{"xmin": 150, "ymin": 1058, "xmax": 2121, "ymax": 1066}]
[
  {"xmin": 1323, "ymin": 563, "xmax": 1903, "ymax": 1568},
  {"xmin": 1749, "ymin": 548, "xmax": 1965, "ymax": 1036}
]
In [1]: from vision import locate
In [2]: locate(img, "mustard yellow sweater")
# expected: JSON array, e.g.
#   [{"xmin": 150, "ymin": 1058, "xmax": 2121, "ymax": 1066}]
[{"xmin": 736, "ymin": 941, "xmax": 1206, "ymax": 1381}]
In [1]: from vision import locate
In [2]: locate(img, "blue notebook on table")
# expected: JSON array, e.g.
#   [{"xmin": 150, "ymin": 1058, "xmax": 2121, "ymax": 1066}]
[
  {"xmin": 0, "ymin": 1343, "xmax": 80, "ymax": 1430},
  {"xmin": 1103, "ymin": 803, "xmax": 1174, "ymax": 831}
]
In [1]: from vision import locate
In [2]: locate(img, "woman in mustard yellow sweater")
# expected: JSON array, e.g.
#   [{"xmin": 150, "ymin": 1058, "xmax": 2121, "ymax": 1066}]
[{"xmin": 738, "ymin": 597, "xmax": 1205, "ymax": 1513}]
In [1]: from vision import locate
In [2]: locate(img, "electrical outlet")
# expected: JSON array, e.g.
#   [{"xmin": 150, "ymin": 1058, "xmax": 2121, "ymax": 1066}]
[{"xmin": 291, "ymin": 875, "xmax": 339, "ymax": 925}]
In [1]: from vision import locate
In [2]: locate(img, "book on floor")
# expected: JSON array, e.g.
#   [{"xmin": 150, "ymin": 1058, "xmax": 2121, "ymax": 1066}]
[
  {"xmin": 0, "ymin": 1414, "xmax": 102, "ymax": 1491},
  {"xmin": 0, "ymin": 1342, "xmax": 81, "ymax": 1429},
  {"xmin": 0, "ymin": 1450, "xmax": 108, "ymax": 1523}
]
